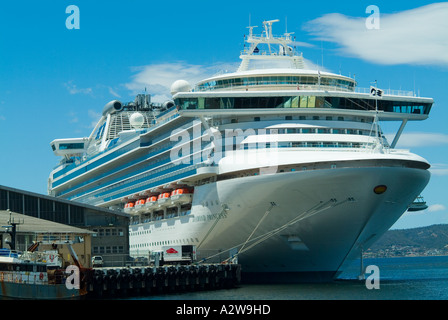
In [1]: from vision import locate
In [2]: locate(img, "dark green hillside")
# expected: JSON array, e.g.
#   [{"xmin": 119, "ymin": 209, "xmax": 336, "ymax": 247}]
[{"xmin": 366, "ymin": 224, "xmax": 448, "ymax": 257}]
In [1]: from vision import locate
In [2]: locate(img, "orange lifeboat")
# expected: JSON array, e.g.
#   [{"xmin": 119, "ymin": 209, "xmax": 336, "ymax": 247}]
[
  {"xmin": 145, "ymin": 195, "xmax": 158, "ymax": 209},
  {"xmin": 157, "ymin": 192, "xmax": 172, "ymax": 206},
  {"xmin": 145, "ymin": 196, "xmax": 158, "ymax": 204},
  {"xmin": 171, "ymin": 188, "xmax": 194, "ymax": 204},
  {"xmin": 124, "ymin": 201, "xmax": 135, "ymax": 214},
  {"xmin": 134, "ymin": 198, "xmax": 146, "ymax": 212}
]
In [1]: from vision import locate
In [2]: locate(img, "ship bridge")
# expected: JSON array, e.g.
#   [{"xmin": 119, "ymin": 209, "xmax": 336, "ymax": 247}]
[{"xmin": 174, "ymin": 90, "xmax": 432, "ymax": 121}]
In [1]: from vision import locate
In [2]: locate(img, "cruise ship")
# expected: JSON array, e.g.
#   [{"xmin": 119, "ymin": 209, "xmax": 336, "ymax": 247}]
[{"xmin": 49, "ymin": 20, "xmax": 433, "ymax": 281}]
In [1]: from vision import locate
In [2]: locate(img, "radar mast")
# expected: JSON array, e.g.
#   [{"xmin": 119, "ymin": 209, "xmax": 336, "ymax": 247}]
[{"xmin": 238, "ymin": 19, "xmax": 305, "ymax": 71}]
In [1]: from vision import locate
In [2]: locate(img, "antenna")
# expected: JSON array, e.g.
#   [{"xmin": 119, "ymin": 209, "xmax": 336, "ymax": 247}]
[
  {"xmin": 263, "ymin": 19, "xmax": 280, "ymax": 40},
  {"xmin": 413, "ymin": 72, "xmax": 416, "ymax": 97},
  {"xmin": 247, "ymin": 25, "xmax": 257, "ymax": 39}
]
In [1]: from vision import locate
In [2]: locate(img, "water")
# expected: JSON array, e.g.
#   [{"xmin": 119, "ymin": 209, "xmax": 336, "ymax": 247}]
[{"xmin": 129, "ymin": 256, "xmax": 448, "ymax": 300}]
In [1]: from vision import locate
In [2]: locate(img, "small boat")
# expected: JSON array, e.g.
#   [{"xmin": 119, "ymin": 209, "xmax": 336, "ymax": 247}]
[
  {"xmin": 170, "ymin": 188, "xmax": 194, "ymax": 205},
  {"xmin": 123, "ymin": 201, "xmax": 135, "ymax": 214},
  {"xmin": 134, "ymin": 198, "xmax": 146, "ymax": 213},
  {"xmin": 408, "ymin": 195, "xmax": 428, "ymax": 212},
  {"xmin": 157, "ymin": 192, "xmax": 172, "ymax": 207},
  {"xmin": 145, "ymin": 195, "xmax": 158, "ymax": 208},
  {"xmin": 0, "ymin": 248, "xmax": 86, "ymax": 299}
]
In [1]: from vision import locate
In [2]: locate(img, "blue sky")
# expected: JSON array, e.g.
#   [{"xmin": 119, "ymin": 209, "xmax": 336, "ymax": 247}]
[{"xmin": 0, "ymin": 1, "xmax": 447, "ymax": 229}]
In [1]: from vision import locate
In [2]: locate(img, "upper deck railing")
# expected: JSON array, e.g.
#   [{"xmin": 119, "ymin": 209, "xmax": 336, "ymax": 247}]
[
  {"xmin": 355, "ymin": 87, "xmax": 415, "ymax": 97},
  {"xmin": 194, "ymin": 81, "xmax": 416, "ymax": 97},
  {"xmin": 195, "ymin": 76, "xmax": 356, "ymax": 93}
]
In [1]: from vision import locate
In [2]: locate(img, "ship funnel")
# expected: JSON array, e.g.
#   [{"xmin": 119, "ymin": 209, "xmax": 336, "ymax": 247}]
[
  {"xmin": 135, "ymin": 94, "xmax": 151, "ymax": 109},
  {"xmin": 102, "ymin": 100, "xmax": 123, "ymax": 116}
]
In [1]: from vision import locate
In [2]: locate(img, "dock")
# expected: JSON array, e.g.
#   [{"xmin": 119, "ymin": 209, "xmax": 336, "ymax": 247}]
[{"xmin": 84, "ymin": 263, "xmax": 241, "ymax": 298}]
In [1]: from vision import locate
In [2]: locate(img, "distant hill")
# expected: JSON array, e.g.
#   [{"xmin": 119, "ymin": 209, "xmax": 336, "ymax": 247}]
[{"xmin": 366, "ymin": 224, "xmax": 448, "ymax": 257}]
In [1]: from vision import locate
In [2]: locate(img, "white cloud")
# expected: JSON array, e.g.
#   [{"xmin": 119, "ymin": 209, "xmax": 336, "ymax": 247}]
[
  {"xmin": 401, "ymin": 203, "xmax": 446, "ymax": 218},
  {"xmin": 291, "ymin": 41, "xmax": 315, "ymax": 48},
  {"xmin": 429, "ymin": 163, "xmax": 448, "ymax": 176},
  {"xmin": 428, "ymin": 204, "xmax": 447, "ymax": 212},
  {"xmin": 64, "ymin": 81, "xmax": 93, "ymax": 95},
  {"xmin": 108, "ymin": 87, "xmax": 121, "ymax": 98},
  {"xmin": 385, "ymin": 132, "xmax": 448, "ymax": 148},
  {"xmin": 304, "ymin": 3, "xmax": 448, "ymax": 67}
]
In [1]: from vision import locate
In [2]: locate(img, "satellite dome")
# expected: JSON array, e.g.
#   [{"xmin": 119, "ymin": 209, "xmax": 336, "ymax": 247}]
[
  {"xmin": 170, "ymin": 80, "xmax": 192, "ymax": 95},
  {"xmin": 129, "ymin": 112, "xmax": 145, "ymax": 129}
]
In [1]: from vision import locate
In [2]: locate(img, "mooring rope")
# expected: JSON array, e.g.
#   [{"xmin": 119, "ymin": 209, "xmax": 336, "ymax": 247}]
[{"xmin": 197, "ymin": 197, "xmax": 354, "ymax": 264}]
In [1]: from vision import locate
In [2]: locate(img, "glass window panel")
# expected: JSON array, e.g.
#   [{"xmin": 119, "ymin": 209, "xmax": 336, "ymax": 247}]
[
  {"xmin": 198, "ymin": 98, "xmax": 204, "ymax": 109},
  {"xmin": 308, "ymin": 96, "xmax": 316, "ymax": 108},
  {"xmin": 300, "ymin": 96, "xmax": 308, "ymax": 108},
  {"xmin": 292, "ymin": 96, "xmax": 299, "ymax": 108},
  {"xmin": 8, "ymin": 191, "xmax": 23, "ymax": 214},
  {"xmin": 0, "ymin": 190, "xmax": 7, "ymax": 210},
  {"xmin": 24, "ymin": 195, "xmax": 38, "ymax": 217}
]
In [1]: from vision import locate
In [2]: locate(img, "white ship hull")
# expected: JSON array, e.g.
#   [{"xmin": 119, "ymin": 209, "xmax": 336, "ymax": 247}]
[{"xmin": 130, "ymin": 155, "xmax": 430, "ymax": 281}]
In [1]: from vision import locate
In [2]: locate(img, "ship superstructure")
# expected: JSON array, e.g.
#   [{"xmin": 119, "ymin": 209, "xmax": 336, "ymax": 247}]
[{"xmin": 49, "ymin": 20, "xmax": 433, "ymax": 281}]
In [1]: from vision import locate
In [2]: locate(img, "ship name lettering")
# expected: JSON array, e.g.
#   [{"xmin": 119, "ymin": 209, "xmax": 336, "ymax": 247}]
[{"xmin": 193, "ymin": 212, "xmax": 227, "ymax": 223}]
